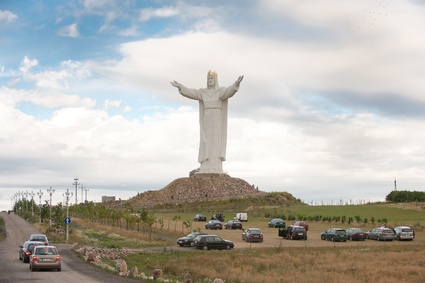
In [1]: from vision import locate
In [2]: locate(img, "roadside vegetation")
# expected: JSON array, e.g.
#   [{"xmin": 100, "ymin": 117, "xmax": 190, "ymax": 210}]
[{"xmin": 0, "ymin": 215, "xmax": 6, "ymax": 240}]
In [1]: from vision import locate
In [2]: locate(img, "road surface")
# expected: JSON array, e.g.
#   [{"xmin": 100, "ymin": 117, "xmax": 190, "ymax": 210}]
[{"xmin": 0, "ymin": 211, "xmax": 141, "ymax": 283}]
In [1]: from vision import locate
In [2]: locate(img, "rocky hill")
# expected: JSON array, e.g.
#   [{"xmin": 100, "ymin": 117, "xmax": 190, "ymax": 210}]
[{"xmin": 124, "ymin": 174, "xmax": 267, "ymax": 209}]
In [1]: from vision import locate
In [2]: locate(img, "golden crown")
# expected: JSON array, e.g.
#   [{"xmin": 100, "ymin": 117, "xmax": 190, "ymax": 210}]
[{"xmin": 207, "ymin": 70, "xmax": 217, "ymax": 77}]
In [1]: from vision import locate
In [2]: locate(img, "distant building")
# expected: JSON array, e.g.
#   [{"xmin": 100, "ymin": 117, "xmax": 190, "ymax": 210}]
[{"xmin": 102, "ymin": 196, "xmax": 116, "ymax": 203}]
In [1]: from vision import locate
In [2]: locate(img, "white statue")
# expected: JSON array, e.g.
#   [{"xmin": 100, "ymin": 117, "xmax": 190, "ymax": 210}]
[{"xmin": 171, "ymin": 71, "xmax": 244, "ymax": 174}]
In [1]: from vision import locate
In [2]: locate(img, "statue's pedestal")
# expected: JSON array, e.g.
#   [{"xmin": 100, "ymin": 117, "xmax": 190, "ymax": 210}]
[{"xmin": 129, "ymin": 175, "xmax": 264, "ymax": 208}]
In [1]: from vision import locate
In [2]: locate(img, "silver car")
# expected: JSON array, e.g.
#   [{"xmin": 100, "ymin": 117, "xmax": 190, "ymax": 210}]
[
  {"xmin": 394, "ymin": 226, "xmax": 414, "ymax": 241},
  {"xmin": 366, "ymin": 228, "xmax": 395, "ymax": 241},
  {"xmin": 29, "ymin": 245, "xmax": 61, "ymax": 271}
]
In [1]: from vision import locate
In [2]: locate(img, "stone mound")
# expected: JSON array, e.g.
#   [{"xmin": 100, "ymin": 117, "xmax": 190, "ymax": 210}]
[{"xmin": 128, "ymin": 175, "xmax": 265, "ymax": 208}]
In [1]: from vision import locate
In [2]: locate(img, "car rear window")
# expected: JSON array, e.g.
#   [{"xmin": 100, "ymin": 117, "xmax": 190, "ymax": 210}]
[{"xmin": 402, "ymin": 228, "xmax": 412, "ymax": 232}]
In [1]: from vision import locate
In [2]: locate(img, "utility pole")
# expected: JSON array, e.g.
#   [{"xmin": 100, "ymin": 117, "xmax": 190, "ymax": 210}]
[
  {"xmin": 73, "ymin": 178, "xmax": 79, "ymax": 205},
  {"xmin": 37, "ymin": 190, "xmax": 43, "ymax": 224},
  {"xmin": 63, "ymin": 189, "xmax": 73, "ymax": 244},
  {"xmin": 29, "ymin": 191, "xmax": 35, "ymax": 216},
  {"xmin": 84, "ymin": 187, "xmax": 89, "ymax": 203},
  {"xmin": 80, "ymin": 183, "xmax": 85, "ymax": 203},
  {"xmin": 47, "ymin": 186, "xmax": 55, "ymax": 227},
  {"xmin": 394, "ymin": 177, "xmax": 397, "ymax": 191}
]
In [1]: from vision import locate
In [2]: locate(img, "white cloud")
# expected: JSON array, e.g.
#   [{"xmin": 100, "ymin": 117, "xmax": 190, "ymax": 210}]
[
  {"xmin": 139, "ymin": 7, "xmax": 178, "ymax": 22},
  {"xmin": 58, "ymin": 23, "xmax": 80, "ymax": 38},
  {"xmin": 0, "ymin": 9, "xmax": 17, "ymax": 24},
  {"xmin": 19, "ymin": 56, "xmax": 38, "ymax": 73}
]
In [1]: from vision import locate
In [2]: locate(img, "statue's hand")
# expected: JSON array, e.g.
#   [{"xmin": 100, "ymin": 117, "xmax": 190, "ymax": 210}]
[
  {"xmin": 170, "ymin": 80, "xmax": 180, "ymax": 88},
  {"xmin": 236, "ymin": 75, "xmax": 244, "ymax": 85}
]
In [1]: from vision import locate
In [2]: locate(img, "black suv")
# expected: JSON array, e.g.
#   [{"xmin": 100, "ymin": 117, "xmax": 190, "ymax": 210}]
[
  {"xmin": 192, "ymin": 234, "xmax": 234, "ymax": 250},
  {"xmin": 211, "ymin": 214, "xmax": 225, "ymax": 222},
  {"xmin": 279, "ymin": 225, "xmax": 308, "ymax": 240}
]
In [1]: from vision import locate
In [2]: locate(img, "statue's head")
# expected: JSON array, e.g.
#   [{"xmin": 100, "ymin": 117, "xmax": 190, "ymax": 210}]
[{"xmin": 207, "ymin": 70, "xmax": 218, "ymax": 89}]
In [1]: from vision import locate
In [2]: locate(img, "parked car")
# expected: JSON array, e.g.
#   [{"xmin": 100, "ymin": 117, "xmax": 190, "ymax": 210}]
[
  {"xmin": 393, "ymin": 226, "xmax": 414, "ymax": 241},
  {"xmin": 279, "ymin": 225, "xmax": 307, "ymax": 240},
  {"xmin": 205, "ymin": 220, "xmax": 223, "ymax": 230},
  {"xmin": 242, "ymin": 228, "xmax": 263, "ymax": 242},
  {"xmin": 28, "ymin": 234, "xmax": 49, "ymax": 246},
  {"xmin": 192, "ymin": 234, "xmax": 234, "ymax": 250},
  {"xmin": 366, "ymin": 228, "xmax": 395, "ymax": 241},
  {"xmin": 193, "ymin": 214, "xmax": 207, "ymax": 222},
  {"xmin": 29, "ymin": 245, "xmax": 61, "ymax": 271},
  {"xmin": 293, "ymin": 221, "xmax": 309, "ymax": 231},
  {"xmin": 234, "ymin": 212, "xmax": 248, "ymax": 222},
  {"xmin": 268, "ymin": 218, "xmax": 286, "ymax": 228},
  {"xmin": 321, "ymin": 228, "xmax": 347, "ymax": 242},
  {"xmin": 345, "ymin": 228, "xmax": 367, "ymax": 241},
  {"xmin": 211, "ymin": 214, "xmax": 225, "ymax": 222},
  {"xmin": 224, "ymin": 220, "xmax": 243, "ymax": 230},
  {"xmin": 19, "ymin": 241, "xmax": 29, "ymax": 261},
  {"xmin": 19, "ymin": 241, "xmax": 44, "ymax": 263},
  {"xmin": 177, "ymin": 232, "xmax": 208, "ymax": 247}
]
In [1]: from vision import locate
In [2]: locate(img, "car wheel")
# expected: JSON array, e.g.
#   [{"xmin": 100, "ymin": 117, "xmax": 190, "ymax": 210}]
[
  {"xmin": 331, "ymin": 237, "xmax": 335, "ymax": 242},
  {"xmin": 226, "ymin": 245, "xmax": 232, "ymax": 250},
  {"xmin": 349, "ymin": 237, "xmax": 353, "ymax": 241},
  {"xmin": 30, "ymin": 265, "xmax": 36, "ymax": 272},
  {"xmin": 321, "ymin": 235, "xmax": 325, "ymax": 240},
  {"xmin": 290, "ymin": 234, "xmax": 294, "ymax": 240},
  {"xmin": 202, "ymin": 245, "xmax": 208, "ymax": 251},
  {"xmin": 57, "ymin": 267, "xmax": 61, "ymax": 272},
  {"xmin": 377, "ymin": 236, "xmax": 380, "ymax": 241}
]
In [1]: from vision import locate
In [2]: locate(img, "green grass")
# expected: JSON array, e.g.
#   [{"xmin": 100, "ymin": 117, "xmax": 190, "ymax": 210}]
[{"xmin": 76, "ymin": 229, "xmax": 167, "ymax": 248}]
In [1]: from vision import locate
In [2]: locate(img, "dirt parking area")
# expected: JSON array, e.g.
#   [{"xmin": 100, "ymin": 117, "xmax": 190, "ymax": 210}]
[{"xmin": 183, "ymin": 220, "xmax": 421, "ymax": 249}]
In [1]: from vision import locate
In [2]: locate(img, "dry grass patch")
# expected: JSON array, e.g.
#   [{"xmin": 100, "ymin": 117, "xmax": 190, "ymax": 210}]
[{"xmin": 124, "ymin": 244, "xmax": 425, "ymax": 283}]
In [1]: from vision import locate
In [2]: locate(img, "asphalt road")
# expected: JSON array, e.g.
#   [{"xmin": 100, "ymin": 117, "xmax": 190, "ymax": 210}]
[{"xmin": 0, "ymin": 212, "xmax": 141, "ymax": 283}]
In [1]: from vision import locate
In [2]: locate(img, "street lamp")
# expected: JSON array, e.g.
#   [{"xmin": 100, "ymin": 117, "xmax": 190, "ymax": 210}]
[
  {"xmin": 37, "ymin": 190, "xmax": 44, "ymax": 224},
  {"xmin": 47, "ymin": 186, "xmax": 55, "ymax": 227},
  {"xmin": 73, "ymin": 178, "xmax": 79, "ymax": 205},
  {"xmin": 29, "ymin": 191, "xmax": 35, "ymax": 216},
  {"xmin": 63, "ymin": 189, "xmax": 73, "ymax": 244},
  {"xmin": 24, "ymin": 191, "xmax": 29, "ymax": 212}
]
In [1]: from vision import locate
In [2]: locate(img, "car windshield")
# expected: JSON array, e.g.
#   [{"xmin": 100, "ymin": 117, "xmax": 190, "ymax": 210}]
[
  {"xmin": 35, "ymin": 247, "xmax": 57, "ymax": 255},
  {"xmin": 383, "ymin": 229, "xmax": 394, "ymax": 233}
]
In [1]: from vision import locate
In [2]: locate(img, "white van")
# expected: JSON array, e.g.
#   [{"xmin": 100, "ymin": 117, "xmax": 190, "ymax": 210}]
[{"xmin": 235, "ymin": 212, "xmax": 248, "ymax": 222}]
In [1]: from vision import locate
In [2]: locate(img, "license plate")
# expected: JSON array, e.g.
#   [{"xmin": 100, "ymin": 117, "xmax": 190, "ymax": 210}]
[
  {"xmin": 42, "ymin": 258, "xmax": 52, "ymax": 262},
  {"xmin": 298, "ymin": 233, "xmax": 304, "ymax": 235}
]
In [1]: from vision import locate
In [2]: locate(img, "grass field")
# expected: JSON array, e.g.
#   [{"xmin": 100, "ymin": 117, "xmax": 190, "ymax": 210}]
[{"xmin": 67, "ymin": 202, "xmax": 425, "ymax": 283}]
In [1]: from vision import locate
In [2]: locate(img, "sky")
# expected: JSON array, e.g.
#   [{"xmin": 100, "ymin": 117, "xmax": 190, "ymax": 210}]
[{"xmin": 1, "ymin": 0, "xmax": 425, "ymax": 211}]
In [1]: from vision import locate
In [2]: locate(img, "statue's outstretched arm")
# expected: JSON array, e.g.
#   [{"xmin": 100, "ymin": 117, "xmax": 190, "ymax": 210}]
[
  {"xmin": 170, "ymin": 80, "xmax": 181, "ymax": 89},
  {"xmin": 235, "ymin": 75, "xmax": 244, "ymax": 85}
]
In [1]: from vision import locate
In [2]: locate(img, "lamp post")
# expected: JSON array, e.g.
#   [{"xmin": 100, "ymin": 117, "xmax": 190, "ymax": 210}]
[
  {"xmin": 73, "ymin": 178, "xmax": 79, "ymax": 205},
  {"xmin": 24, "ymin": 191, "xmax": 29, "ymax": 213},
  {"xmin": 47, "ymin": 186, "xmax": 55, "ymax": 227},
  {"xmin": 29, "ymin": 191, "xmax": 35, "ymax": 216},
  {"xmin": 37, "ymin": 190, "xmax": 43, "ymax": 224},
  {"xmin": 63, "ymin": 189, "xmax": 73, "ymax": 244}
]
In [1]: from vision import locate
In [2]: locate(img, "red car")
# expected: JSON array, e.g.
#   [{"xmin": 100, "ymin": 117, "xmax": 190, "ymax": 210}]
[{"xmin": 293, "ymin": 221, "xmax": 309, "ymax": 231}]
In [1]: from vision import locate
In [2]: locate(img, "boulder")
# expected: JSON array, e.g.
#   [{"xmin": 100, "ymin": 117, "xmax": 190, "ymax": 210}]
[
  {"xmin": 115, "ymin": 259, "xmax": 128, "ymax": 273},
  {"xmin": 153, "ymin": 268, "xmax": 162, "ymax": 280}
]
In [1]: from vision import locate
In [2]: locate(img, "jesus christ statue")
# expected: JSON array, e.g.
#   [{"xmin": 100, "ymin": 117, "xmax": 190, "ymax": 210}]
[{"xmin": 171, "ymin": 71, "xmax": 244, "ymax": 174}]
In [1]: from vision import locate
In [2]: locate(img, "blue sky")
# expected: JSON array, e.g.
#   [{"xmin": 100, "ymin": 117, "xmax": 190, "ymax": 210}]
[{"xmin": 1, "ymin": 0, "xmax": 425, "ymax": 210}]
